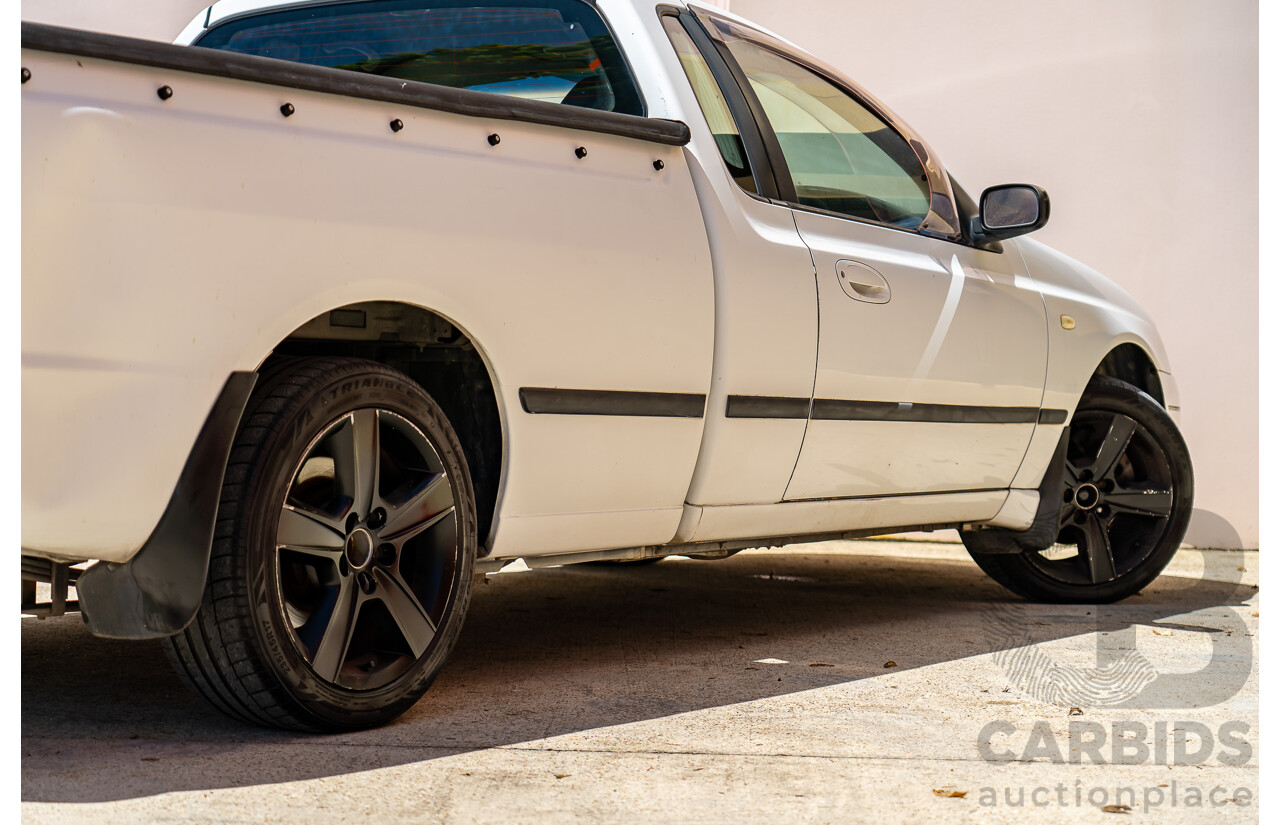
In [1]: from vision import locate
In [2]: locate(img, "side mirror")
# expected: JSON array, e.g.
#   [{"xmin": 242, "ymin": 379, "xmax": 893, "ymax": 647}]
[{"xmin": 972, "ymin": 184, "xmax": 1050, "ymax": 244}]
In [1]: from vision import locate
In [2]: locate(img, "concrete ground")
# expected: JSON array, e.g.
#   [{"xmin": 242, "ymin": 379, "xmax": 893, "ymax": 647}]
[{"xmin": 22, "ymin": 540, "xmax": 1258, "ymax": 824}]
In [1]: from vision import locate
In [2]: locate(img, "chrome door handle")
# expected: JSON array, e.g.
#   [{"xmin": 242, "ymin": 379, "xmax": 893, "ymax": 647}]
[{"xmin": 836, "ymin": 260, "xmax": 891, "ymax": 304}]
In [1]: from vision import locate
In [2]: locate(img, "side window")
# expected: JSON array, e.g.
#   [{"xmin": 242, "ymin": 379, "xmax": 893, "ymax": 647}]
[
  {"xmin": 720, "ymin": 36, "xmax": 931, "ymax": 229},
  {"xmin": 196, "ymin": 0, "xmax": 644, "ymax": 116},
  {"xmin": 660, "ymin": 16, "xmax": 757, "ymax": 195}
]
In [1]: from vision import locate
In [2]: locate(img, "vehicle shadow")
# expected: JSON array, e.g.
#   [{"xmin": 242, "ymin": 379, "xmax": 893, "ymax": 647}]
[{"xmin": 21, "ymin": 547, "xmax": 1256, "ymax": 803}]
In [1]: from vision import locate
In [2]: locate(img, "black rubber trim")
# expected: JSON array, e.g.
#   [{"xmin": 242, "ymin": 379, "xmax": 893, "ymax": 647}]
[
  {"xmin": 686, "ymin": 10, "xmax": 792, "ymax": 201},
  {"xmin": 21, "ymin": 22, "xmax": 690, "ymax": 146},
  {"xmin": 76, "ymin": 372, "xmax": 258, "ymax": 639},
  {"xmin": 725, "ymin": 395, "xmax": 810, "ymax": 419},
  {"xmin": 519, "ymin": 388, "xmax": 706, "ymax": 418},
  {"xmin": 723, "ymin": 394, "xmax": 1053, "ymax": 424},
  {"xmin": 813, "ymin": 398, "xmax": 1039, "ymax": 424},
  {"xmin": 673, "ymin": 9, "xmax": 784, "ymax": 200},
  {"xmin": 1038, "ymin": 408, "xmax": 1069, "ymax": 425}
]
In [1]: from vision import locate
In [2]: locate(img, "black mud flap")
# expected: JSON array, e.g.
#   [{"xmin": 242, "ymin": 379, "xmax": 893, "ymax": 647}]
[{"xmin": 77, "ymin": 372, "xmax": 256, "ymax": 639}]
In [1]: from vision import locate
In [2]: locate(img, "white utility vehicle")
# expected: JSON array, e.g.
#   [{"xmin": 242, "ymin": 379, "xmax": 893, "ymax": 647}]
[{"xmin": 21, "ymin": 0, "xmax": 1192, "ymax": 730}]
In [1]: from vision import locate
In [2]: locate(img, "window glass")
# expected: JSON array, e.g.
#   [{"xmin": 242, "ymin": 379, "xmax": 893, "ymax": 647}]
[
  {"xmin": 660, "ymin": 16, "xmax": 756, "ymax": 194},
  {"xmin": 721, "ymin": 36, "xmax": 931, "ymax": 229},
  {"xmin": 196, "ymin": 0, "xmax": 643, "ymax": 116}
]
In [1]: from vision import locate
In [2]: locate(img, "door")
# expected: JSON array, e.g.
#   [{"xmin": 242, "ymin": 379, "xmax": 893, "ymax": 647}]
[{"xmin": 704, "ymin": 17, "xmax": 1049, "ymax": 501}]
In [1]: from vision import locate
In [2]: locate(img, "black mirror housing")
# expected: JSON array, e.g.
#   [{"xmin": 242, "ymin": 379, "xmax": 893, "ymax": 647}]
[{"xmin": 972, "ymin": 184, "xmax": 1050, "ymax": 245}]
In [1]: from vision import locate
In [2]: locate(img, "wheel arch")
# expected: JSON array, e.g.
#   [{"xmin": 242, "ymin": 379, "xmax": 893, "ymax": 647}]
[
  {"xmin": 78, "ymin": 299, "xmax": 509, "ymax": 640},
  {"xmin": 1093, "ymin": 342, "xmax": 1165, "ymax": 407},
  {"xmin": 266, "ymin": 300, "xmax": 507, "ymax": 554}
]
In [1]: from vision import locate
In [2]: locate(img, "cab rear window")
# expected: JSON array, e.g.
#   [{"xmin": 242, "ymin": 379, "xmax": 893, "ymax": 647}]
[{"xmin": 196, "ymin": 0, "xmax": 643, "ymax": 116}]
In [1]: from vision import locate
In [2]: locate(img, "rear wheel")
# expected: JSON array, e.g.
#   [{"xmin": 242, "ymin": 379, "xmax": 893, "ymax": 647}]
[
  {"xmin": 163, "ymin": 357, "xmax": 476, "ymax": 730},
  {"xmin": 965, "ymin": 377, "xmax": 1192, "ymax": 603}
]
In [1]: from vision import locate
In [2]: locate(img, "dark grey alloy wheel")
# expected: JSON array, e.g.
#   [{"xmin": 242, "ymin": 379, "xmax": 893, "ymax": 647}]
[
  {"xmin": 965, "ymin": 376, "xmax": 1193, "ymax": 603},
  {"xmin": 163, "ymin": 357, "xmax": 476, "ymax": 731}
]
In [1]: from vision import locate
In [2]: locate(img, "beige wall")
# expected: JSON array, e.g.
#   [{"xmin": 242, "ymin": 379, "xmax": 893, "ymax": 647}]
[
  {"xmin": 21, "ymin": 0, "xmax": 1259, "ymax": 546},
  {"xmin": 21, "ymin": 0, "xmax": 210, "ymax": 41}
]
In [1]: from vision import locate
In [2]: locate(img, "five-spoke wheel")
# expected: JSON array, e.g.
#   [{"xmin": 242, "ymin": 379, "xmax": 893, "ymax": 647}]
[
  {"xmin": 965, "ymin": 376, "xmax": 1192, "ymax": 603},
  {"xmin": 1040, "ymin": 407, "xmax": 1176, "ymax": 586},
  {"xmin": 276, "ymin": 407, "xmax": 460, "ymax": 691}
]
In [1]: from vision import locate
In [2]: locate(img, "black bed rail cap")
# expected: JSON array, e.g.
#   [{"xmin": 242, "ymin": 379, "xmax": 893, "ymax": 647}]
[{"xmin": 21, "ymin": 21, "xmax": 691, "ymax": 147}]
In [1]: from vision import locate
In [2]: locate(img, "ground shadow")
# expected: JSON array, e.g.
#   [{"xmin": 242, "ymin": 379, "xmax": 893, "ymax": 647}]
[{"xmin": 21, "ymin": 549, "xmax": 1257, "ymax": 803}]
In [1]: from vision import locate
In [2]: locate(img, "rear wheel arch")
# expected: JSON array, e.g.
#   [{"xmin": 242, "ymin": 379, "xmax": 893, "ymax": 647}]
[{"xmin": 267, "ymin": 301, "xmax": 505, "ymax": 554}]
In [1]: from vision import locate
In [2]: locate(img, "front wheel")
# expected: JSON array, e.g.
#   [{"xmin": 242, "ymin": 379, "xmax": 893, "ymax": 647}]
[
  {"xmin": 965, "ymin": 376, "xmax": 1193, "ymax": 603},
  {"xmin": 163, "ymin": 357, "xmax": 476, "ymax": 730}
]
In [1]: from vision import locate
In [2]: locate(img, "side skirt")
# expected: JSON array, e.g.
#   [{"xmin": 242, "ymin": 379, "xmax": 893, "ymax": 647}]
[{"xmin": 474, "ymin": 521, "xmax": 965, "ymax": 574}]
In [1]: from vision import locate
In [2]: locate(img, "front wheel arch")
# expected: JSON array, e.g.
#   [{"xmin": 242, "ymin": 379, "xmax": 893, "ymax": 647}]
[{"xmin": 1095, "ymin": 343, "xmax": 1164, "ymax": 408}]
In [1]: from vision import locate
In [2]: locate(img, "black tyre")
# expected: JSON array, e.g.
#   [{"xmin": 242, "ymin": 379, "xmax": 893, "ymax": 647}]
[
  {"xmin": 964, "ymin": 376, "xmax": 1193, "ymax": 603},
  {"xmin": 163, "ymin": 357, "xmax": 476, "ymax": 731}
]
